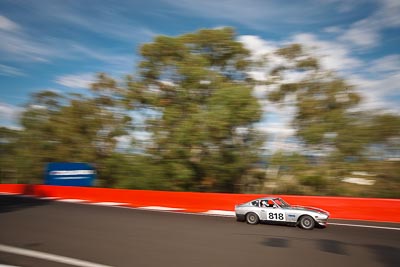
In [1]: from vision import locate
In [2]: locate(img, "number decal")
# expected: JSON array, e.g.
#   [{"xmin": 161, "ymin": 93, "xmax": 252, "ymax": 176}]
[{"xmin": 267, "ymin": 212, "xmax": 285, "ymax": 221}]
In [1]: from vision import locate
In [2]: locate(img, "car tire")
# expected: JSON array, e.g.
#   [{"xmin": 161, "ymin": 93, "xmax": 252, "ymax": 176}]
[
  {"xmin": 246, "ymin": 212, "xmax": 259, "ymax": 225},
  {"xmin": 299, "ymin": 215, "xmax": 315, "ymax": 230}
]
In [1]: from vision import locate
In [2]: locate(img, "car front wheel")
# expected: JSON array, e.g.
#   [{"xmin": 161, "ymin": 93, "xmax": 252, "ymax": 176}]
[
  {"xmin": 299, "ymin": 215, "xmax": 315, "ymax": 230},
  {"xmin": 246, "ymin": 212, "xmax": 259, "ymax": 225}
]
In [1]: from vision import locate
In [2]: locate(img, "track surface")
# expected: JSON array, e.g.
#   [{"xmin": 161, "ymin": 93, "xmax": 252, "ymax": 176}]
[{"xmin": 0, "ymin": 195, "xmax": 399, "ymax": 267}]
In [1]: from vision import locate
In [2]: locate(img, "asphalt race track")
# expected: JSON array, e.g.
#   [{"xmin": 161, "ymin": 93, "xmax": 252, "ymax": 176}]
[{"xmin": 0, "ymin": 195, "xmax": 399, "ymax": 267}]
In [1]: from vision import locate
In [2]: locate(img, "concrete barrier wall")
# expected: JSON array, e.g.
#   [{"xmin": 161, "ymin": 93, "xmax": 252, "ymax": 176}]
[{"xmin": 1, "ymin": 184, "xmax": 399, "ymax": 223}]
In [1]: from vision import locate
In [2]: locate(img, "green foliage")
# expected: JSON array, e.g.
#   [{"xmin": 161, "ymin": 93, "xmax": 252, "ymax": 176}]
[
  {"xmin": 10, "ymin": 74, "xmax": 133, "ymax": 185},
  {"xmin": 262, "ymin": 44, "xmax": 400, "ymax": 197},
  {"xmin": 0, "ymin": 127, "xmax": 20, "ymax": 183},
  {"xmin": 0, "ymin": 27, "xmax": 263, "ymax": 193},
  {"xmin": 299, "ymin": 175, "xmax": 327, "ymax": 190},
  {"xmin": 275, "ymin": 44, "xmax": 302, "ymax": 60},
  {"xmin": 133, "ymin": 28, "xmax": 263, "ymax": 192},
  {"xmin": 1, "ymin": 28, "xmax": 399, "ymax": 197},
  {"xmin": 268, "ymin": 44, "xmax": 385, "ymax": 159}
]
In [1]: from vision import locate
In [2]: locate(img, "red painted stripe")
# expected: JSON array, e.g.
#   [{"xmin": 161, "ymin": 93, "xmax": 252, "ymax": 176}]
[{"xmin": 1, "ymin": 184, "xmax": 399, "ymax": 223}]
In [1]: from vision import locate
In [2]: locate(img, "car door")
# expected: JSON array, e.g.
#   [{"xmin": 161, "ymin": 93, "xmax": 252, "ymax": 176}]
[
  {"xmin": 260, "ymin": 200, "xmax": 286, "ymax": 222},
  {"xmin": 259, "ymin": 199, "xmax": 269, "ymax": 220}
]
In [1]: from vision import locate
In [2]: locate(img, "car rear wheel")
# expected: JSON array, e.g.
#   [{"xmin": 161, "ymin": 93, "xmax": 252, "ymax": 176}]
[
  {"xmin": 246, "ymin": 212, "xmax": 259, "ymax": 225},
  {"xmin": 299, "ymin": 215, "xmax": 315, "ymax": 230}
]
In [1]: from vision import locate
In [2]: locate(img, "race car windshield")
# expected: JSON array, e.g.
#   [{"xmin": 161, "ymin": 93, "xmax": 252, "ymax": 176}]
[{"xmin": 274, "ymin": 198, "xmax": 291, "ymax": 208}]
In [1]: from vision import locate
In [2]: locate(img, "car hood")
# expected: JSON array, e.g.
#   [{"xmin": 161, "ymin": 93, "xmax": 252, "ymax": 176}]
[{"xmin": 289, "ymin": 205, "xmax": 330, "ymax": 216}]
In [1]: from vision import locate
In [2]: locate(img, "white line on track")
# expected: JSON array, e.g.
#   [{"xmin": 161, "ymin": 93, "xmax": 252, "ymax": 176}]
[
  {"xmin": 0, "ymin": 244, "xmax": 112, "ymax": 267},
  {"xmin": 128, "ymin": 208, "xmax": 400, "ymax": 230},
  {"xmin": 138, "ymin": 206, "xmax": 185, "ymax": 211},
  {"xmin": 329, "ymin": 222, "xmax": 400, "ymax": 231},
  {"xmin": 89, "ymin": 202, "xmax": 128, "ymax": 206},
  {"xmin": 203, "ymin": 210, "xmax": 236, "ymax": 216},
  {"xmin": 56, "ymin": 199, "xmax": 87, "ymax": 203}
]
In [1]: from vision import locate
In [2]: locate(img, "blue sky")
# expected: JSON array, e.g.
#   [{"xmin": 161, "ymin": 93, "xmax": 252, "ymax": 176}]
[{"xmin": 0, "ymin": 0, "xmax": 399, "ymax": 149}]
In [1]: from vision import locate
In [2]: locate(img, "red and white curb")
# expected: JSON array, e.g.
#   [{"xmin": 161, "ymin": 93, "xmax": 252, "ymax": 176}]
[
  {"xmin": 2, "ymin": 192, "xmax": 400, "ymax": 230},
  {"xmin": 0, "ymin": 192, "xmax": 235, "ymax": 217}
]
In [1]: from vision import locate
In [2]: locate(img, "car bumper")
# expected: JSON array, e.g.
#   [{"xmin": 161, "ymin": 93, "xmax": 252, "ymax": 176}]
[{"xmin": 316, "ymin": 218, "xmax": 328, "ymax": 226}]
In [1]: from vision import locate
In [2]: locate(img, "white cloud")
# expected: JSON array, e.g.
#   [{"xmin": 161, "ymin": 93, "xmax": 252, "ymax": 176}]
[
  {"xmin": 281, "ymin": 70, "xmax": 312, "ymax": 84},
  {"xmin": 16, "ymin": 1, "xmax": 157, "ymax": 43},
  {"xmin": 241, "ymin": 33, "xmax": 364, "ymax": 80},
  {"xmin": 0, "ymin": 103, "xmax": 21, "ymax": 117},
  {"xmin": 349, "ymin": 72, "xmax": 400, "ymax": 113},
  {"xmin": 163, "ymin": 0, "xmax": 360, "ymax": 31},
  {"xmin": 0, "ymin": 15, "xmax": 19, "ymax": 31},
  {"xmin": 0, "ymin": 102, "xmax": 22, "ymax": 128},
  {"xmin": 0, "ymin": 27, "xmax": 134, "ymax": 66},
  {"xmin": 291, "ymin": 33, "xmax": 363, "ymax": 72},
  {"xmin": 254, "ymin": 98, "xmax": 298, "ymax": 152},
  {"xmin": 240, "ymin": 35, "xmax": 291, "ymax": 81},
  {"xmin": 338, "ymin": 0, "xmax": 400, "ymax": 48},
  {"xmin": 348, "ymin": 54, "xmax": 400, "ymax": 113},
  {"xmin": 367, "ymin": 55, "xmax": 400, "ymax": 73},
  {"xmin": 68, "ymin": 44, "xmax": 136, "ymax": 73},
  {"xmin": 377, "ymin": 0, "xmax": 400, "ymax": 27},
  {"xmin": 339, "ymin": 20, "xmax": 380, "ymax": 48},
  {"xmin": 239, "ymin": 35, "xmax": 287, "ymax": 66},
  {"xmin": 0, "ymin": 64, "xmax": 25, "ymax": 76},
  {"xmin": 0, "ymin": 27, "xmax": 55, "ymax": 62},
  {"xmin": 164, "ymin": 0, "xmax": 273, "ymax": 29},
  {"xmin": 70, "ymin": 44, "xmax": 134, "ymax": 66},
  {"xmin": 0, "ymin": 15, "xmax": 59, "ymax": 62},
  {"xmin": 55, "ymin": 73, "xmax": 95, "ymax": 89},
  {"xmin": 256, "ymin": 121, "xmax": 299, "ymax": 152},
  {"xmin": 323, "ymin": 26, "xmax": 342, "ymax": 33},
  {"xmin": 239, "ymin": 35, "xmax": 277, "ymax": 58},
  {"xmin": 241, "ymin": 22, "xmax": 400, "ymax": 151},
  {"xmin": 245, "ymin": 34, "xmax": 391, "ymax": 117},
  {"xmin": 0, "ymin": 14, "xmax": 136, "ymax": 68},
  {"xmin": 61, "ymin": 11, "xmax": 156, "ymax": 42}
]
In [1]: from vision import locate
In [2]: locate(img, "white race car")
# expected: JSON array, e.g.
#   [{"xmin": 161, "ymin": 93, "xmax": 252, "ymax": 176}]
[{"xmin": 235, "ymin": 197, "xmax": 329, "ymax": 230}]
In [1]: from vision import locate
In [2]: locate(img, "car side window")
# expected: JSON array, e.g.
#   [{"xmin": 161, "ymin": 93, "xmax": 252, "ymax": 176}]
[
  {"xmin": 260, "ymin": 200, "xmax": 268, "ymax": 207},
  {"xmin": 251, "ymin": 200, "xmax": 259, "ymax": 207}
]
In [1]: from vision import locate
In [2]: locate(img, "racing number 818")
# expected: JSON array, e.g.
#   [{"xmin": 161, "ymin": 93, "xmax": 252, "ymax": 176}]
[{"xmin": 268, "ymin": 213, "xmax": 284, "ymax": 220}]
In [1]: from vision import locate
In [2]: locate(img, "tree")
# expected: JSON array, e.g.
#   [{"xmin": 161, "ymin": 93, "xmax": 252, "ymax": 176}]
[
  {"xmin": 15, "ymin": 74, "xmax": 133, "ymax": 185},
  {"xmin": 266, "ymin": 44, "xmax": 364, "ymax": 158},
  {"xmin": 0, "ymin": 127, "xmax": 20, "ymax": 183},
  {"xmin": 263, "ymin": 44, "xmax": 400, "ymax": 197},
  {"xmin": 126, "ymin": 28, "xmax": 264, "ymax": 192}
]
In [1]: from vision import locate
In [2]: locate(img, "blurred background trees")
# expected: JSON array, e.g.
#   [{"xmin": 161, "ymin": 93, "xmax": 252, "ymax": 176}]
[
  {"xmin": 1, "ymin": 28, "xmax": 399, "ymax": 196},
  {"xmin": 127, "ymin": 28, "xmax": 263, "ymax": 192},
  {"xmin": 259, "ymin": 44, "xmax": 400, "ymax": 197}
]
